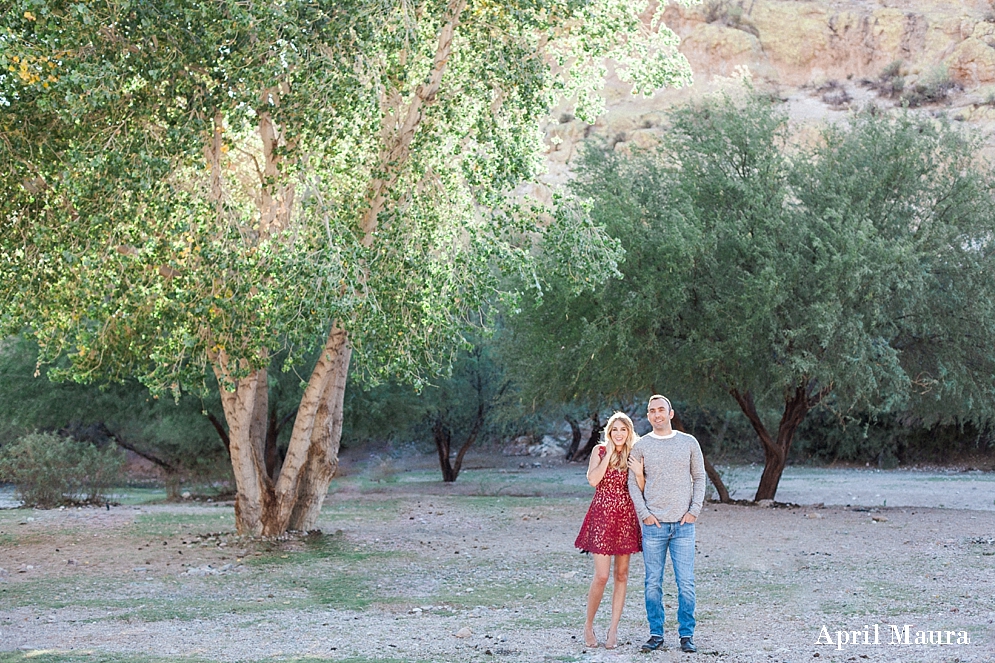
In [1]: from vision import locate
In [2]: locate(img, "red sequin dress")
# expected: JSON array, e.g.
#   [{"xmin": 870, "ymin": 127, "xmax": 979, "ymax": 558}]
[{"xmin": 575, "ymin": 446, "xmax": 642, "ymax": 555}]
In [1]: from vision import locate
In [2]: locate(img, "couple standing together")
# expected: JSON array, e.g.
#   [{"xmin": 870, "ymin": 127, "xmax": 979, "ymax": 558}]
[{"xmin": 574, "ymin": 395, "xmax": 706, "ymax": 653}]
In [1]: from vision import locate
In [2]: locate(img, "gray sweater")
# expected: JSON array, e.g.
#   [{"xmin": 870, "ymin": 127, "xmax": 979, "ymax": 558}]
[{"xmin": 627, "ymin": 431, "xmax": 706, "ymax": 523}]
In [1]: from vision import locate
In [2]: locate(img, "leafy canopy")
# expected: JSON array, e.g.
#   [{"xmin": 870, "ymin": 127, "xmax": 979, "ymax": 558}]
[
  {"xmin": 507, "ymin": 94, "xmax": 995, "ymax": 425},
  {"xmin": 0, "ymin": 0, "xmax": 694, "ymax": 392}
]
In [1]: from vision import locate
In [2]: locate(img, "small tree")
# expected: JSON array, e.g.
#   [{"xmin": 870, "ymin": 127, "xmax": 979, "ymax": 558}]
[{"xmin": 426, "ymin": 338, "xmax": 509, "ymax": 481}]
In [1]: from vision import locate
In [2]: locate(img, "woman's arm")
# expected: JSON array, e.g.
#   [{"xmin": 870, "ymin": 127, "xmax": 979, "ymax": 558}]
[{"xmin": 586, "ymin": 445, "xmax": 610, "ymax": 487}]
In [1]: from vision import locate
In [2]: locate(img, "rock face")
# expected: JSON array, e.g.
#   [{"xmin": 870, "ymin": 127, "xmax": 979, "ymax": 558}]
[
  {"xmin": 543, "ymin": 0, "xmax": 995, "ymax": 185},
  {"xmin": 669, "ymin": 0, "xmax": 994, "ymax": 86}
]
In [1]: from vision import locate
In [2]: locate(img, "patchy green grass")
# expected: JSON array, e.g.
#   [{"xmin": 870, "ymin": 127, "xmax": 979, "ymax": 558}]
[
  {"xmin": 0, "ymin": 576, "xmax": 86, "ymax": 610},
  {"xmin": 0, "ymin": 654, "xmax": 423, "ymax": 663},
  {"xmin": 317, "ymin": 498, "xmax": 405, "ymax": 522},
  {"xmin": 243, "ymin": 532, "xmax": 404, "ymax": 611},
  {"xmin": 128, "ymin": 512, "xmax": 235, "ymax": 538},
  {"xmin": 107, "ymin": 487, "xmax": 170, "ymax": 505},
  {"xmin": 1, "ymin": 525, "xmax": 413, "ymax": 617},
  {"xmin": 0, "ymin": 510, "xmax": 26, "ymax": 525},
  {"xmin": 0, "ymin": 654, "xmax": 213, "ymax": 663}
]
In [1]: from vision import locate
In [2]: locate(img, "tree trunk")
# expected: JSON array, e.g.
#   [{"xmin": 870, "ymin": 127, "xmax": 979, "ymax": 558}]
[
  {"xmin": 433, "ymin": 419, "xmax": 456, "ymax": 482},
  {"xmin": 702, "ymin": 454, "xmax": 731, "ymax": 503},
  {"xmin": 571, "ymin": 413, "xmax": 602, "ymax": 461},
  {"xmin": 214, "ymin": 366, "xmax": 274, "ymax": 536},
  {"xmin": 671, "ymin": 410, "xmax": 731, "ymax": 503},
  {"xmin": 564, "ymin": 415, "xmax": 582, "ymax": 460},
  {"xmin": 730, "ymin": 384, "xmax": 825, "ymax": 502},
  {"xmin": 274, "ymin": 325, "xmax": 351, "ymax": 535},
  {"xmin": 212, "ymin": 326, "xmax": 352, "ymax": 536}
]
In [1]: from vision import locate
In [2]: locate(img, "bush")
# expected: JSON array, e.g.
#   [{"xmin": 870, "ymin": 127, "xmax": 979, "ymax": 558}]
[
  {"xmin": 901, "ymin": 66, "xmax": 959, "ymax": 107},
  {"xmin": 863, "ymin": 60, "xmax": 905, "ymax": 98},
  {"xmin": 0, "ymin": 432, "xmax": 125, "ymax": 507}
]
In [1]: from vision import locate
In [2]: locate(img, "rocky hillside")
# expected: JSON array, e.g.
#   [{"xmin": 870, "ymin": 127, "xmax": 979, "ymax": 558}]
[{"xmin": 542, "ymin": 0, "xmax": 995, "ymax": 188}]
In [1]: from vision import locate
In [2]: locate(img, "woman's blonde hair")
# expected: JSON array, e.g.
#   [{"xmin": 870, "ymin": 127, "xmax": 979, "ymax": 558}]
[{"xmin": 600, "ymin": 411, "xmax": 637, "ymax": 471}]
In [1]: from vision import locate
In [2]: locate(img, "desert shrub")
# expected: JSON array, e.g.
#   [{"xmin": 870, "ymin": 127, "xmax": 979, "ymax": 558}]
[
  {"xmin": 0, "ymin": 337, "xmax": 232, "ymax": 496},
  {"xmin": 863, "ymin": 60, "xmax": 905, "ymax": 98},
  {"xmin": 818, "ymin": 80, "xmax": 852, "ymax": 108},
  {"xmin": 0, "ymin": 432, "xmax": 125, "ymax": 507},
  {"xmin": 864, "ymin": 62, "xmax": 959, "ymax": 107},
  {"xmin": 901, "ymin": 68, "xmax": 959, "ymax": 107}
]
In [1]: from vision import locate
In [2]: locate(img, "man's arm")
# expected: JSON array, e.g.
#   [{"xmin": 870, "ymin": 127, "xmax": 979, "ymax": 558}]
[
  {"xmin": 687, "ymin": 436, "xmax": 706, "ymax": 519},
  {"xmin": 627, "ymin": 443, "xmax": 652, "ymax": 523}
]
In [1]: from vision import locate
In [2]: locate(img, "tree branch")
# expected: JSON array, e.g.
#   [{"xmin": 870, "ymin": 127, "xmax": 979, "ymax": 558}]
[
  {"xmin": 108, "ymin": 430, "xmax": 177, "ymax": 473},
  {"xmin": 206, "ymin": 411, "xmax": 231, "ymax": 452},
  {"xmin": 361, "ymin": 0, "xmax": 468, "ymax": 246},
  {"xmin": 729, "ymin": 388, "xmax": 776, "ymax": 453}
]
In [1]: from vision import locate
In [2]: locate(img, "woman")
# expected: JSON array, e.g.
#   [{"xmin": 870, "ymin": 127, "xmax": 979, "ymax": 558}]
[{"xmin": 574, "ymin": 411, "xmax": 644, "ymax": 649}]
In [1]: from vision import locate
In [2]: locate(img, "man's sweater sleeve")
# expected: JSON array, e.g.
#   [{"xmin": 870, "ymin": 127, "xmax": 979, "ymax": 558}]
[
  {"xmin": 689, "ymin": 436, "xmax": 706, "ymax": 518},
  {"xmin": 627, "ymin": 443, "xmax": 650, "ymax": 522}
]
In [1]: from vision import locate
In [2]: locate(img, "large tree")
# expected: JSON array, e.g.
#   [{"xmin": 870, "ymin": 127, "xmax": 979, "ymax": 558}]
[
  {"xmin": 508, "ymin": 94, "xmax": 995, "ymax": 501},
  {"xmin": 0, "ymin": 0, "xmax": 695, "ymax": 534}
]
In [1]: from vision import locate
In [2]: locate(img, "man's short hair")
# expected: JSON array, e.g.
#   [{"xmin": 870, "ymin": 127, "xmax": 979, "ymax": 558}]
[{"xmin": 647, "ymin": 394, "xmax": 672, "ymax": 413}]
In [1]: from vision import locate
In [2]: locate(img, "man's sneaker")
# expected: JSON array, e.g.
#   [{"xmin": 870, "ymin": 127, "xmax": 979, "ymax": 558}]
[
  {"xmin": 680, "ymin": 637, "xmax": 697, "ymax": 653},
  {"xmin": 641, "ymin": 635, "xmax": 665, "ymax": 652}
]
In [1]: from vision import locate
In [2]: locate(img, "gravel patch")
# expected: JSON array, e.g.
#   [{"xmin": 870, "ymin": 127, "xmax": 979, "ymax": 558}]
[{"xmin": 1, "ymin": 463, "xmax": 994, "ymax": 662}]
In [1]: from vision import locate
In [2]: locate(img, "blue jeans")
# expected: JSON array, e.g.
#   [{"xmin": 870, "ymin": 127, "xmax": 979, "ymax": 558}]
[{"xmin": 642, "ymin": 521, "xmax": 695, "ymax": 639}]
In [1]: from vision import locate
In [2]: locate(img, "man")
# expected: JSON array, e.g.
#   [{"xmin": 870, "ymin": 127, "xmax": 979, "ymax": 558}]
[{"xmin": 627, "ymin": 395, "xmax": 705, "ymax": 653}]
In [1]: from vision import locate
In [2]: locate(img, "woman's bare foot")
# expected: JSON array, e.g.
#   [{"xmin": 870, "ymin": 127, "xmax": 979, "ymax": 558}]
[
  {"xmin": 605, "ymin": 627, "xmax": 618, "ymax": 649},
  {"xmin": 583, "ymin": 626, "xmax": 598, "ymax": 648}
]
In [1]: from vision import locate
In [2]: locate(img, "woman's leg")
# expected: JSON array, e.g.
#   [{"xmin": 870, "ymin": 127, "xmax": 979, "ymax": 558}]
[
  {"xmin": 584, "ymin": 553, "xmax": 611, "ymax": 646},
  {"xmin": 605, "ymin": 554, "xmax": 630, "ymax": 649}
]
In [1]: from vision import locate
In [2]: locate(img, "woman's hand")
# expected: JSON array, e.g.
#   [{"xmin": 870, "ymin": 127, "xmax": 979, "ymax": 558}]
[{"xmin": 586, "ymin": 445, "xmax": 610, "ymax": 487}]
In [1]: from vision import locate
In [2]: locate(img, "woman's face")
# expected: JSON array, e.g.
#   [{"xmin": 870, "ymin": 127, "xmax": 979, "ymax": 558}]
[{"xmin": 608, "ymin": 420, "xmax": 629, "ymax": 447}]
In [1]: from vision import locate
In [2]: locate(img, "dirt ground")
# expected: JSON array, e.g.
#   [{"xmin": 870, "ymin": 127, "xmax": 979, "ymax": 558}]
[{"xmin": 1, "ymin": 452, "xmax": 993, "ymax": 663}]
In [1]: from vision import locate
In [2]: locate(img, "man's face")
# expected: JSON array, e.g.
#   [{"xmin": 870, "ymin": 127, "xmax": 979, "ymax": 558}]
[{"xmin": 647, "ymin": 398, "xmax": 673, "ymax": 428}]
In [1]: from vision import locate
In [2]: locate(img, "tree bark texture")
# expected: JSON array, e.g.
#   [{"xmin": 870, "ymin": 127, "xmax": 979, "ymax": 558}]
[
  {"xmin": 270, "ymin": 325, "xmax": 351, "ymax": 535},
  {"xmin": 213, "ymin": 363, "xmax": 274, "ymax": 537},
  {"xmin": 285, "ymin": 340, "xmax": 351, "ymax": 533}
]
